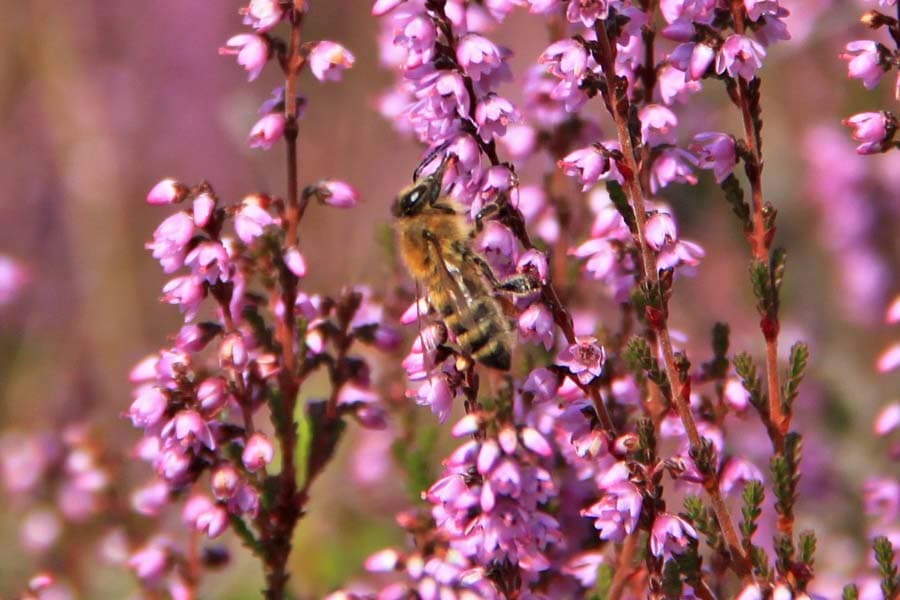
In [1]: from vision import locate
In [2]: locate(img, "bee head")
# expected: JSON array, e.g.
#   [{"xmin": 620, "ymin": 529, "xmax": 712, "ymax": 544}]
[{"xmin": 391, "ymin": 163, "xmax": 448, "ymax": 218}]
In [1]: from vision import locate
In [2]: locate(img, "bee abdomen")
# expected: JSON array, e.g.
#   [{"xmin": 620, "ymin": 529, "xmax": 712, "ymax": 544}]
[{"xmin": 457, "ymin": 299, "xmax": 511, "ymax": 371}]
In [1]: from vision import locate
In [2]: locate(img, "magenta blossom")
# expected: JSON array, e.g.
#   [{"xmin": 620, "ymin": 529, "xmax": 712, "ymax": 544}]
[
  {"xmin": 690, "ymin": 131, "xmax": 736, "ymax": 182},
  {"xmin": 318, "ymin": 180, "xmax": 360, "ymax": 208},
  {"xmin": 248, "ymin": 112, "xmax": 286, "ymax": 150},
  {"xmin": 650, "ymin": 512, "xmax": 698, "ymax": 557},
  {"xmin": 556, "ymin": 337, "xmax": 606, "ymax": 385},
  {"xmin": 715, "ymin": 34, "xmax": 766, "ymax": 80},
  {"xmin": 843, "ymin": 111, "xmax": 894, "ymax": 154},
  {"xmin": 146, "ymin": 178, "xmax": 187, "ymax": 206},
  {"xmin": 840, "ymin": 41, "xmax": 887, "ymax": 91},
  {"xmin": 309, "ymin": 41, "xmax": 356, "ymax": 82},
  {"xmin": 219, "ymin": 34, "xmax": 269, "ymax": 81}
]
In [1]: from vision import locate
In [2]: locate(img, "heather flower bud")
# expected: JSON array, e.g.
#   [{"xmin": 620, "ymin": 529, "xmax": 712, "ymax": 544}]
[
  {"xmin": 248, "ymin": 112, "xmax": 286, "ymax": 150},
  {"xmin": 197, "ymin": 377, "xmax": 229, "ymax": 415},
  {"xmin": 315, "ymin": 179, "xmax": 360, "ymax": 208},
  {"xmin": 372, "ymin": 0, "xmax": 405, "ymax": 16},
  {"xmin": 146, "ymin": 212, "xmax": 194, "ymax": 274},
  {"xmin": 874, "ymin": 402, "xmax": 900, "ymax": 436},
  {"xmin": 219, "ymin": 332, "xmax": 248, "ymax": 369},
  {"xmin": 131, "ymin": 481, "xmax": 169, "ymax": 516},
  {"xmin": 219, "ymin": 34, "xmax": 269, "ymax": 81},
  {"xmin": 146, "ymin": 178, "xmax": 187, "ymax": 205},
  {"xmin": 20, "ymin": 509, "xmax": 61, "ymax": 554},
  {"xmin": 182, "ymin": 494, "xmax": 215, "ymax": 525},
  {"xmin": 364, "ymin": 548, "xmax": 402, "ymax": 571},
  {"xmin": 283, "ymin": 247, "xmax": 307, "ymax": 278},
  {"xmin": 170, "ymin": 410, "xmax": 216, "ymax": 451},
  {"xmin": 309, "ymin": 41, "xmax": 356, "ymax": 82},
  {"xmin": 192, "ymin": 192, "xmax": 216, "ymax": 228},
  {"xmin": 175, "ymin": 322, "xmax": 221, "ymax": 353},
  {"xmin": 211, "ymin": 464, "xmax": 241, "ymax": 500},
  {"xmin": 242, "ymin": 433, "xmax": 275, "ymax": 472}
]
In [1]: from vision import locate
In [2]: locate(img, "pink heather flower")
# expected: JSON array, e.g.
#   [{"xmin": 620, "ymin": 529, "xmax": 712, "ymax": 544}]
[
  {"xmin": 688, "ymin": 43, "xmax": 716, "ymax": 80},
  {"xmin": 20, "ymin": 509, "xmax": 61, "ymax": 554},
  {"xmin": 527, "ymin": 0, "xmax": 562, "ymax": 14},
  {"xmin": 744, "ymin": 0, "xmax": 779, "ymax": 21},
  {"xmin": 559, "ymin": 146, "xmax": 613, "ymax": 190},
  {"xmin": 242, "ymin": 0, "xmax": 284, "ymax": 32},
  {"xmin": 412, "ymin": 376, "xmax": 454, "ymax": 423},
  {"xmin": 475, "ymin": 94, "xmax": 519, "ymax": 142},
  {"xmin": 539, "ymin": 39, "xmax": 588, "ymax": 80},
  {"xmin": 394, "ymin": 14, "xmax": 436, "ymax": 67},
  {"xmin": 220, "ymin": 332, "xmax": 248, "ymax": 369},
  {"xmin": 582, "ymin": 481, "xmax": 643, "ymax": 542},
  {"xmin": 319, "ymin": 179, "xmax": 360, "ymax": 208},
  {"xmin": 248, "ymin": 112, "xmax": 286, "ymax": 150},
  {"xmin": 128, "ymin": 387, "xmax": 168, "ymax": 429},
  {"xmin": 372, "ymin": 0, "xmax": 406, "ymax": 16},
  {"xmin": 650, "ymin": 513, "xmax": 698, "ymax": 557},
  {"xmin": 182, "ymin": 495, "xmax": 214, "ymax": 526},
  {"xmin": 644, "ymin": 212, "xmax": 677, "ymax": 251},
  {"xmin": 841, "ymin": 41, "xmax": 886, "ymax": 90},
  {"xmin": 235, "ymin": 201, "xmax": 276, "ymax": 243},
  {"xmin": 175, "ymin": 322, "xmax": 219, "ymax": 353},
  {"xmin": 887, "ymin": 295, "xmax": 900, "ymax": 324},
  {"xmin": 566, "ymin": 0, "xmax": 609, "ymax": 26},
  {"xmin": 639, "ymin": 104, "xmax": 678, "ymax": 145},
  {"xmin": 170, "ymin": 410, "xmax": 216, "ymax": 451},
  {"xmin": 556, "ymin": 337, "xmax": 606, "ymax": 385},
  {"xmin": 517, "ymin": 249, "xmax": 549, "ymax": 284},
  {"xmin": 518, "ymin": 303, "xmax": 555, "ymax": 350},
  {"xmin": 737, "ymin": 584, "xmax": 764, "ymax": 600},
  {"xmin": 219, "ymin": 34, "xmax": 269, "ymax": 81},
  {"xmin": 192, "ymin": 193, "xmax": 216, "ymax": 228},
  {"xmin": 146, "ymin": 212, "xmax": 194, "ymax": 274},
  {"xmin": 719, "ymin": 458, "xmax": 764, "ymax": 495},
  {"xmin": 877, "ymin": 342, "xmax": 900, "ymax": 373},
  {"xmin": 146, "ymin": 178, "xmax": 186, "ymax": 205},
  {"xmin": 242, "ymin": 433, "xmax": 275, "ymax": 472},
  {"xmin": 128, "ymin": 540, "xmax": 169, "ymax": 581},
  {"xmin": 0, "ymin": 255, "xmax": 28, "ymax": 305},
  {"xmin": 161, "ymin": 275, "xmax": 205, "ymax": 320},
  {"xmin": 197, "ymin": 377, "xmax": 229, "ymax": 415},
  {"xmin": 284, "ymin": 246, "xmax": 307, "ymax": 278},
  {"xmin": 657, "ymin": 65, "xmax": 701, "ymax": 105},
  {"xmin": 184, "ymin": 241, "xmax": 231, "ymax": 284},
  {"xmin": 843, "ymin": 112, "xmax": 892, "ymax": 155},
  {"xmin": 211, "ymin": 464, "xmax": 241, "ymax": 500},
  {"xmin": 691, "ymin": 131, "xmax": 736, "ymax": 182},
  {"xmin": 863, "ymin": 477, "xmax": 899, "ymax": 523},
  {"xmin": 523, "ymin": 367, "xmax": 560, "ymax": 403},
  {"xmin": 649, "ymin": 147, "xmax": 697, "ymax": 193},
  {"xmin": 195, "ymin": 504, "xmax": 229, "ymax": 539},
  {"xmin": 309, "ymin": 41, "xmax": 355, "ymax": 82},
  {"xmin": 131, "ymin": 481, "xmax": 169, "ymax": 516},
  {"xmin": 716, "ymin": 35, "xmax": 766, "ymax": 80},
  {"xmin": 724, "ymin": 378, "xmax": 750, "ymax": 411},
  {"xmin": 875, "ymin": 402, "xmax": 900, "ymax": 436},
  {"xmin": 456, "ymin": 34, "xmax": 510, "ymax": 83},
  {"xmin": 501, "ymin": 123, "xmax": 538, "ymax": 160},
  {"xmin": 753, "ymin": 9, "xmax": 790, "ymax": 46}
]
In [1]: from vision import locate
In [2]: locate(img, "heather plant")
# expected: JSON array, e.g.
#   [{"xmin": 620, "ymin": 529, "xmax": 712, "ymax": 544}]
[{"xmin": 1, "ymin": 0, "xmax": 899, "ymax": 599}]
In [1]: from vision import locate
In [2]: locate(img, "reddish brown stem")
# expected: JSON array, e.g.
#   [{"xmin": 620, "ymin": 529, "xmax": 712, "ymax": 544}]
[
  {"xmin": 593, "ymin": 21, "xmax": 751, "ymax": 579},
  {"xmin": 730, "ymin": 0, "xmax": 787, "ymax": 452}
]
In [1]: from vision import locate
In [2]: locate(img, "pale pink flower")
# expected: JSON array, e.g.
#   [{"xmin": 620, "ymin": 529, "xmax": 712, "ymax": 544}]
[
  {"xmin": 219, "ymin": 34, "xmax": 269, "ymax": 81},
  {"xmin": 715, "ymin": 34, "xmax": 766, "ymax": 80},
  {"xmin": 309, "ymin": 41, "xmax": 355, "ymax": 82},
  {"xmin": 146, "ymin": 178, "xmax": 186, "ymax": 205},
  {"xmin": 248, "ymin": 112, "xmax": 286, "ymax": 150}
]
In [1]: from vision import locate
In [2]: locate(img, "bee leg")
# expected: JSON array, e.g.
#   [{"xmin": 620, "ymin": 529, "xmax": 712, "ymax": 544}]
[
  {"xmin": 474, "ymin": 203, "xmax": 500, "ymax": 234},
  {"xmin": 464, "ymin": 248, "xmax": 541, "ymax": 296}
]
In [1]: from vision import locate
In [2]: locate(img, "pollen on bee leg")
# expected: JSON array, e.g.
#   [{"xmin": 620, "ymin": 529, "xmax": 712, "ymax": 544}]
[{"xmin": 455, "ymin": 354, "xmax": 473, "ymax": 372}]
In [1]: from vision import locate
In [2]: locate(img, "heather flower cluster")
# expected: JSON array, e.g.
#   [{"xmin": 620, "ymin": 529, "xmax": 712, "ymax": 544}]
[
  {"xmin": 840, "ymin": 1, "xmax": 900, "ymax": 155},
  {"xmin": 7, "ymin": 0, "xmax": 900, "ymax": 598}
]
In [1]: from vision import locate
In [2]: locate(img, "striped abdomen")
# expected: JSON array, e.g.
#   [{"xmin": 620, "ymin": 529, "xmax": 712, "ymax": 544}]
[{"xmin": 427, "ymin": 278, "xmax": 511, "ymax": 371}]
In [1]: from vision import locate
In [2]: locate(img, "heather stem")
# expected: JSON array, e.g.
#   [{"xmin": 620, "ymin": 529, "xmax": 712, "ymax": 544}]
[
  {"xmin": 730, "ymin": 0, "xmax": 787, "ymax": 452},
  {"xmin": 593, "ymin": 20, "xmax": 751, "ymax": 578},
  {"xmin": 264, "ymin": 6, "xmax": 306, "ymax": 599},
  {"xmin": 608, "ymin": 532, "xmax": 639, "ymax": 600}
]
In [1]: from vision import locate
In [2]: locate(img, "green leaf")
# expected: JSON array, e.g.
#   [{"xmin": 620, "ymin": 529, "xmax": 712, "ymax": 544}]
[
  {"xmin": 782, "ymin": 341, "xmax": 809, "ymax": 412},
  {"xmin": 873, "ymin": 535, "xmax": 899, "ymax": 599},
  {"xmin": 740, "ymin": 480, "xmax": 765, "ymax": 545},
  {"xmin": 229, "ymin": 514, "xmax": 263, "ymax": 558},
  {"xmin": 720, "ymin": 174, "xmax": 751, "ymax": 231},
  {"xmin": 606, "ymin": 180, "xmax": 637, "ymax": 234}
]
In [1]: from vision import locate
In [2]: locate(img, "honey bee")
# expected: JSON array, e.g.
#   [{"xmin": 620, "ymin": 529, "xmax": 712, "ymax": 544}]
[{"xmin": 392, "ymin": 158, "xmax": 538, "ymax": 371}]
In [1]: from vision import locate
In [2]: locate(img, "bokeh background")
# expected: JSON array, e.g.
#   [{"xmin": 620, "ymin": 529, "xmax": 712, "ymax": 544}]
[{"xmin": 0, "ymin": 1, "xmax": 897, "ymax": 597}]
